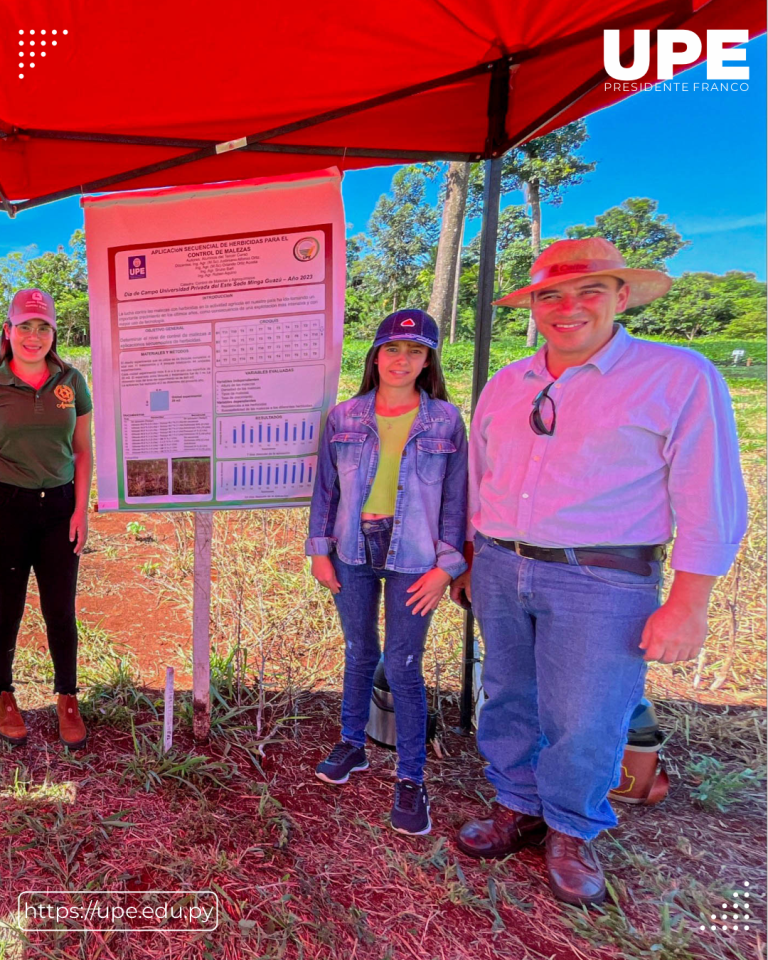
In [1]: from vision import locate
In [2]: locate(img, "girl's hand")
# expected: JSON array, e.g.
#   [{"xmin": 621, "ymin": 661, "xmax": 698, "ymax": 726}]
[
  {"xmin": 69, "ymin": 508, "xmax": 89, "ymax": 555},
  {"xmin": 405, "ymin": 568, "xmax": 451, "ymax": 616},
  {"xmin": 311, "ymin": 555, "xmax": 341, "ymax": 594}
]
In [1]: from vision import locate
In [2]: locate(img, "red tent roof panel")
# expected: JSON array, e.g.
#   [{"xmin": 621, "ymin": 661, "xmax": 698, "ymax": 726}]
[{"xmin": 0, "ymin": 0, "xmax": 763, "ymax": 208}]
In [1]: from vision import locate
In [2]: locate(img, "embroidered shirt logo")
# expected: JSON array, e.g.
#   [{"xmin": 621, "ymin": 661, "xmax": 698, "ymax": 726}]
[{"xmin": 54, "ymin": 384, "xmax": 75, "ymax": 409}]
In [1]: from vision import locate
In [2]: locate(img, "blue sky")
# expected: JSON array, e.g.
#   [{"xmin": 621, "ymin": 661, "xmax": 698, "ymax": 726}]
[{"xmin": 1, "ymin": 38, "xmax": 765, "ymax": 280}]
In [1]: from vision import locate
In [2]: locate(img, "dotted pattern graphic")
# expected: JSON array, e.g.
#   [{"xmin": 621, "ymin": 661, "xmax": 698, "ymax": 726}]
[
  {"xmin": 17, "ymin": 28, "xmax": 68, "ymax": 79},
  {"xmin": 699, "ymin": 882, "xmax": 757, "ymax": 933}
]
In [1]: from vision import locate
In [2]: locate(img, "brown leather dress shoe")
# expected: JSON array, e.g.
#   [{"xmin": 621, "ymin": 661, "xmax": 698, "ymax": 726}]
[
  {"xmin": 57, "ymin": 695, "xmax": 87, "ymax": 750},
  {"xmin": 457, "ymin": 805, "xmax": 547, "ymax": 858},
  {"xmin": 0, "ymin": 691, "xmax": 28, "ymax": 745},
  {"xmin": 545, "ymin": 830, "xmax": 606, "ymax": 906}
]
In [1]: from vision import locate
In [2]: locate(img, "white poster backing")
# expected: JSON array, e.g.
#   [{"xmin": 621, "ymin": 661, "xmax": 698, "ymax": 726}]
[{"xmin": 82, "ymin": 170, "xmax": 345, "ymax": 511}]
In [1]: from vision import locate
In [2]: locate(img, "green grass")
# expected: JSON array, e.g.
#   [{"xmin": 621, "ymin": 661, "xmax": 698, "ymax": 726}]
[
  {"xmin": 686, "ymin": 756, "xmax": 765, "ymax": 813},
  {"xmin": 11, "ymin": 332, "xmax": 756, "ymax": 960},
  {"xmin": 338, "ymin": 333, "xmax": 766, "ymax": 410}
]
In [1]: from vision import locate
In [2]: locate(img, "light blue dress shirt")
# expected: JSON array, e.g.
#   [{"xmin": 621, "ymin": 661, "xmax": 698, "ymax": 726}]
[{"xmin": 468, "ymin": 325, "xmax": 748, "ymax": 576}]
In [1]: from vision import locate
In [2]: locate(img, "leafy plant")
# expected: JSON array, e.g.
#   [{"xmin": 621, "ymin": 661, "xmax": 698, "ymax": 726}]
[
  {"xmin": 687, "ymin": 756, "xmax": 763, "ymax": 812},
  {"xmin": 140, "ymin": 560, "xmax": 159, "ymax": 577}
]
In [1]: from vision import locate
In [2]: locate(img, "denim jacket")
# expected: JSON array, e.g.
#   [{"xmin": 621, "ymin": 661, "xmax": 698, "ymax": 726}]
[{"xmin": 305, "ymin": 389, "xmax": 468, "ymax": 578}]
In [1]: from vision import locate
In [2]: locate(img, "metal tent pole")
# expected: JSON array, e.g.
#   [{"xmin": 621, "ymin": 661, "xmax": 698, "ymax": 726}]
[{"xmin": 459, "ymin": 155, "xmax": 502, "ymax": 734}]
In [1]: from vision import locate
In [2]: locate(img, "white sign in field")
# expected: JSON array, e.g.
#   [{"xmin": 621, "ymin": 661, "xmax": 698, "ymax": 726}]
[{"xmin": 83, "ymin": 170, "xmax": 345, "ymax": 511}]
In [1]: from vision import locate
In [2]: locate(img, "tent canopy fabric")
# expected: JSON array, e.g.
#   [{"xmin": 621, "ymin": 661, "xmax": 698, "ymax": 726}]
[{"xmin": 0, "ymin": 0, "xmax": 764, "ymax": 214}]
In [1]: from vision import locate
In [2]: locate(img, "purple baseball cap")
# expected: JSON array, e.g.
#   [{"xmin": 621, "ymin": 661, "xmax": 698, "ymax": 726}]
[
  {"xmin": 373, "ymin": 309, "xmax": 439, "ymax": 350},
  {"xmin": 7, "ymin": 288, "xmax": 57, "ymax": 329}
]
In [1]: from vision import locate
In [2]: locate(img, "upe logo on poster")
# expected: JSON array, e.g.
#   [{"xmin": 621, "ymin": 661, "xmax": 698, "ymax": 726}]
[
  {"xmin": 603, "ymin": 28, "xmax": 749, "ymax": 86},
  {"xmin": 129, "ymin": 256, "xmax": 146, "ymax": 280}
]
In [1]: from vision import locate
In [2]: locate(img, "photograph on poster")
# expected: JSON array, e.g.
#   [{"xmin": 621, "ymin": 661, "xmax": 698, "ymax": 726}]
[{"xmin": 0, "ymin": 4, "xmax": 765, "ymax": 959}]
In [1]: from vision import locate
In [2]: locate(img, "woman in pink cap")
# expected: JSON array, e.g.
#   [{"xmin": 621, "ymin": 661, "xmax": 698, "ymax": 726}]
[{"xmin": 0, "ymin": 288, "xmax": 93, "ymax": 750}]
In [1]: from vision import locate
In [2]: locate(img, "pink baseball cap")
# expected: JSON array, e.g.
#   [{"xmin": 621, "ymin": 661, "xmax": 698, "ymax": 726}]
[{"xmin": 7, "ymin": 288, "xmax": 57, "ymax": 329}]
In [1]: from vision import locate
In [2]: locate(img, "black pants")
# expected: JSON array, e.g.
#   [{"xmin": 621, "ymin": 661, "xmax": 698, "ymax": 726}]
[{"xmin": 0, "ymin": 481, "xmax": 79, "ymax": 695}]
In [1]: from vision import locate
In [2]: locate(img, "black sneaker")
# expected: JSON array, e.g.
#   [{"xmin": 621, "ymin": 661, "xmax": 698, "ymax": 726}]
[
  {"xmin": 391, "ymin": 779, "xmax": 431, "ymax": 835},
  {"xmin": 315, "ymin": 741, "xmax": 369, "ymax": 784}
]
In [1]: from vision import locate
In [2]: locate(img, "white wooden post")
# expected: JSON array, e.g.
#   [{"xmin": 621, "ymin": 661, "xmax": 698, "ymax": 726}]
[
  {"xmin": 192, "ymin": 511, "xmax": 213, "ymax": 742},
  {"xmin": 162, "ymin": 666, "xmax": 175, "ymax": 753}
]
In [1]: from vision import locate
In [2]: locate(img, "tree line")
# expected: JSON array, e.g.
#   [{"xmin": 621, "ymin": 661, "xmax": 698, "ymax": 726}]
[
  {"xmin": 1, "ymin": 130, "xmax": 764, "ymax": 347},
  {"xmin": 0, "ymin": 229, "xmax": 90, "ymax": 346},
  {"xmin": 348, "ymin": 123, "xmax": 765, "ymax": 344}
]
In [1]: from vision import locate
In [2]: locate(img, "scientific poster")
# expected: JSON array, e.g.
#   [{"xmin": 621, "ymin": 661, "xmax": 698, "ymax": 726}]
[{"xmin": 82, "ymin": 171, "xmax": 345, "ymax": 511}]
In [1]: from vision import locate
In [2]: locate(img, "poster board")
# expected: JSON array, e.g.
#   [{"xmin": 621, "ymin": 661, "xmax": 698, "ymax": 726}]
[{"xmin": 82, "ymin": 169, "xmax": 345, "ymax": 511}]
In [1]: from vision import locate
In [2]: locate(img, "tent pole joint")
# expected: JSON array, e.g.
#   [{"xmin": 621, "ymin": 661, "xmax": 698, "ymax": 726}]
[
  {"xmin": 483, "ymin": 58, "xmax": 511, "ymax": 158},
  {"xmin": 0, "ymin": 182, "xmax": 16, "ymax": 218}
]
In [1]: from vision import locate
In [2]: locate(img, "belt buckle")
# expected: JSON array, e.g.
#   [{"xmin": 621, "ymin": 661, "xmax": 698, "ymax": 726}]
[{"xmin": 514, "ymin": 541, "xmax": 524, "ymax": 557}]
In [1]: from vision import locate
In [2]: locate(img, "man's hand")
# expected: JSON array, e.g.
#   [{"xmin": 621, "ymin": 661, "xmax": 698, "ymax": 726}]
[
  {"xmin": 639, "ymin": 571, "xmax": 716, "ymax": 663},
  {"xmin": 69, "ymin": 508, "xmax": 89, "ymax": 556},
  {"xmin": 449, "ymin": 540, "xmax": 474, "ymax": 608},
  {"xmin": 311, "ymin": 555, "xmax": 341, "ymax": 595},
  {"xmin": 449, "ymin": 570, "xmax": 472, "ymax": 608},
  {"xmin": 406, "ymin": 568, "xmax": 451, "ymax": 616}
]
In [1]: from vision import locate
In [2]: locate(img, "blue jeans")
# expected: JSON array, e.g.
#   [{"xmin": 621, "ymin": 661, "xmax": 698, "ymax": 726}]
[
  {"xmin": 471, "ymin": 533, "xmax": 662, "ymax": 840},
  {"xmin": 332, "ymin": 517, "xmax": 432, "ymax": 783}
]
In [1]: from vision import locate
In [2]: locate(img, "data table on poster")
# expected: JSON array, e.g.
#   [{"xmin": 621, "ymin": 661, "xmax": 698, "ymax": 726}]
[
  {"xmin": 217, "ymin": 411, "xmax": 321, "ymax": 456},
  {"xmin": 214, "ymin": 316, "xmax": 325, "ymax": 367},
  {"xmin": 216, "ymin": 456, "xmax": 317, "ymax": 501}
]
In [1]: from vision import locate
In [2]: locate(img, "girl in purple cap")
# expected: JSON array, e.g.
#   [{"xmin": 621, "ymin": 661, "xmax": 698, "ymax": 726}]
[
  {"xmin": 306, "ymin": 309, "xmax": 467, "ymax": 835},
  {"xmin": 0, "ymin": 289, "xmax": 93, "ymax": 751}
]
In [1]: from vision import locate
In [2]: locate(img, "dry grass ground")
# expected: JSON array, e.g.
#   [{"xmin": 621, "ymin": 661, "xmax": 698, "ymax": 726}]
[{"xmin": 0, "ymin": 348, "xmax": 764, "ymax": 959}]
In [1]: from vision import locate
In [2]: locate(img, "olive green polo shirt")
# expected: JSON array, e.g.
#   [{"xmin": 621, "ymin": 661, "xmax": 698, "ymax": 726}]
[{"xmin": 0, "ymin": 358, "xmax": 92, "ymax": 489}]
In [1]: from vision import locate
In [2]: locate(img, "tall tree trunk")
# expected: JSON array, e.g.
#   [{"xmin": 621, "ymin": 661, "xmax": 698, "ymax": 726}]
[
  {"xmin": 449, "ymin": 218, "xmax": 465, "ymax": 344},
  {"xmin": 526, "ymin": 179, "xmax": 542, "ymax": 348},
  {"xmin": 429, "ymin": 162, "xmax": 470, "ymax": 347}
]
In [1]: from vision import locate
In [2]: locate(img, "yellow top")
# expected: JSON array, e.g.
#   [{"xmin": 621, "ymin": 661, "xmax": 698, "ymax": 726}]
[{"xmin": 362, "ymin": 407, "xmax": 419, "ymax": 515}]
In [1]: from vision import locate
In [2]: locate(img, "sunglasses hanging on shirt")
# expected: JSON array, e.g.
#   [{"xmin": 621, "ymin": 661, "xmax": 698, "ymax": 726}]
[{"xmin": 529, "ymin": 382, "xmax": 557, "ymax": 436}]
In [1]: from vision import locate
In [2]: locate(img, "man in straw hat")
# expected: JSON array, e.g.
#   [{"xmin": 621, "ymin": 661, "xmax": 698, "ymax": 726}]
[{"xmin": 451, "ymin": 237, "xmax": 747, "ymax": 905}]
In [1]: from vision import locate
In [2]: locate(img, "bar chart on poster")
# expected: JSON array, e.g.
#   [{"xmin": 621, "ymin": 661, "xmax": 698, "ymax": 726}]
[
  {"xmin": 84, "ymin": 172, "xmax": 345, "ymax": 511},
  {"xmin": 217, "ymin": 412, "xmax": 321, "ymax": 456},
  {"xmin": 217, "ymin": 456, "xmax": 317, "ymax": 500}
]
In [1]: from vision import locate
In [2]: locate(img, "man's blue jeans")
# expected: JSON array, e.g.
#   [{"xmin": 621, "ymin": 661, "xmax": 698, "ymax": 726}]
[
  {"xmin": 331, "ymin": 518, "xmax": 432, "ymax": 784},
  {"xmin": 471, "ymin": 532, "xmax": 662, "ymax": 840}
]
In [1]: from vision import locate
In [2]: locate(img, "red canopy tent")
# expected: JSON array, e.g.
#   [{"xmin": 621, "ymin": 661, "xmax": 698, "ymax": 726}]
[
  {"xmin": 0, "ymin": 0, "xmax": 763, "ymax": 733},
  {"xmin": 0, "ymin": 0, "xmax": 763, "ymax": 213}
]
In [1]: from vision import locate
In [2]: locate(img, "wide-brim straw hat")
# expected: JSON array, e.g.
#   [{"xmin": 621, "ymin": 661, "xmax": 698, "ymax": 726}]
[{"xmin": 493, "ymin": 237, "xmax": 673, "ymax": 310}]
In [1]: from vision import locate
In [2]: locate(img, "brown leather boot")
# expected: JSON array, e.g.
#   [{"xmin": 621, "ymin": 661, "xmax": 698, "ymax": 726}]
[
  {"xmin": 57, "ymin": 694, "xmax": 87, "ymax": 750},
  {"xmin": 545, "ymin": 830, "xmax": 606, "ymax": 906},
  {"xmin": 0, "ymin": 691, "xmax": 28, "ymax": 745},
  {"xmin": 457, "ymin": 805, "xmax": 547, "ymax": 858}
]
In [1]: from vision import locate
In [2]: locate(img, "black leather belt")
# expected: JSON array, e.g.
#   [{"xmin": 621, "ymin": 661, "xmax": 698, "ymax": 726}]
[{"xmin": 491, "ymin": 540, "xmax": 666, "ymax": 577}]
